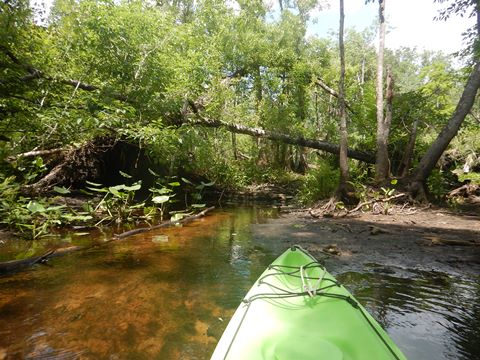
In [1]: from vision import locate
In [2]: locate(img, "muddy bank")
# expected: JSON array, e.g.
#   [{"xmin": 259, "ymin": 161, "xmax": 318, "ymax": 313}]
[{"xmin": 253, "ymin": 207, "xmax": 480, "ymax": 276}]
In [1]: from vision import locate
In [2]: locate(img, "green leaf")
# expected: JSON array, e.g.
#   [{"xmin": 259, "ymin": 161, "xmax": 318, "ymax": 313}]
[
  {"xmin": 123, "ymin": 183, "xmax": 141, "ymax": 191},
  {"xmin": 86, "ymin": 180, "xmax": 103, "ymax": 187},
  {"xmin": 390, "ymin": 179, "xmax": 398, "ymax": 185},
  {"xmin": 148, "ymin": 168, "xmax": 159, "ymax": 177},
  {"xmin": 181, "ymin": 177, "xmax": 193, "ymax": 185},
  {"xmin": 191, "ymin": 204, "xmax": 206, "ymax": 208},
  {"xmin": 109, "ymin": 186, "xmax": 123, "ymax": 197},
  {"xmin": 54, "ymin": 186, "xmax": 71, "ymax": 194},
  {"xmin": 129, "ymin": 202, "xmax": 145, "ymax": 208},
  {"xmin": 156, "ymin": 187, "xmax": 172, "ymax": 194},
  {"xmin": 171, "ymin": 213, "xmax": 186, "ymax": 222},
  {"xmin": 119, "ymin": 171, "xmax": 132, "ymax": 178},
  {"xmin": 86, "ymin": 186, "xmax": 109, "ymax": 193},
  {"xmin": 168, "ymin": 181, "xmax": 181, "ymax": 187},
  {"xmin": 152, "ymin": 195, "xmax": 170, "ymax": 204},
  {"xmin": 45, "ymin": 205, "xmax": 66, "ymax": 211},
  {"xmin": 26, "ymin": 201, "xmax": 46, "ymax": 214},
  {"xmin": 200, "ymin": 181, "xmax": 215, "ymax": 187}
]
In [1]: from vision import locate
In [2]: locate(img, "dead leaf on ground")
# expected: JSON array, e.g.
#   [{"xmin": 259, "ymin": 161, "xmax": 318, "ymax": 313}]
[
  {"xmin": 368, "ymin": 225, "xmax": 392, "ymax": 235},
  {"xmin": 322, "ymin": 244, "xmax": 340, "ymax": 255}
]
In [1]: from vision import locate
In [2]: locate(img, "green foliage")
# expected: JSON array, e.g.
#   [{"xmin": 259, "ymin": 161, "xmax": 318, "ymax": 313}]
[
  {"xmin": 297, "ymin": 160, "xmax": 339, "ymax": 204},
  {"xmin": 458, "ymin": 172, "xmax": 480, "ymax": 184},
  {"xmin": 0, "ymin": 0, "xmax": 478, "ymax": 212},
  {"xmin": 426, "ymin": 169, "xmax": 457, "ymax": 201},
  {"xmin": 85, "ymin": 178, "xmax": 143, "ymax": 225},
  {"xmin": 0, "ymin": 175, "xmax": 93, "ymax": 239},
  {"xmin": 149, "ymin": 174, "xmax": 179, "ymax": 220}
]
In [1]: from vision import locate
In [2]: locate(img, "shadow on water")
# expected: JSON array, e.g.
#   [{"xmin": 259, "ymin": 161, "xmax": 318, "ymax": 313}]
[{"xmin": 0, "ymin": 206, "xmax": 479, "ymax": 359}]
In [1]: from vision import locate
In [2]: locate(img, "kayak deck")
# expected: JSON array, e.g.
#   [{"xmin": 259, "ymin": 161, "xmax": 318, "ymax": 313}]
[{"xmin": 211, "ymin": 246, "xmax": 407, "ymax": 360}]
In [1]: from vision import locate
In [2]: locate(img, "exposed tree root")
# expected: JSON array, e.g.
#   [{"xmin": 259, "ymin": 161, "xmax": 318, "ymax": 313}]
[
  {"xmin": 346, "ymin": 193, "xmax": 406, "ymax": 215},
  {"xmin": 21, "ymin": 137, "xmax": 118, "ymax": 195},
  {"xmin": 309, "ymin": 189, "xmax": 414, "ymax": 218},
  {"xmin": 448, "ymin": 183, "xmax": 479, "ymax": 200}
]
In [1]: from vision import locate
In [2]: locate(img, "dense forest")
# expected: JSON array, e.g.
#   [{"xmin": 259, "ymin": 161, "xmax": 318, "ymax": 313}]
[{"xmin": 1, "ymin": 0, "xmax": 479, "ymax": 239}]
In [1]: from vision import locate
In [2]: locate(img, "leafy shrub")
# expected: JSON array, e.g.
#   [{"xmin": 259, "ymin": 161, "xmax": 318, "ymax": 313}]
[{"xmin": 297, "ymin": 160, "xmax": 339, "ymax": 204}]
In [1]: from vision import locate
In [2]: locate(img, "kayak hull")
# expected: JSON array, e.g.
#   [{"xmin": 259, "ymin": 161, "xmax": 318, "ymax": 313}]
[{"xmin": 211, "ymin": 246, "xmax": 407, "ymax": 360}]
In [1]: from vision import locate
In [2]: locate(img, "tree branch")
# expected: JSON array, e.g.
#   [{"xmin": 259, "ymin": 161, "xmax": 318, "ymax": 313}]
[
  {"xmin": 0, "ymin": 45, "xmax": 126, "ymax": 101},
  {"xmin": 315, "ymin": 77, "xmax": 355, "ymax": 113}
]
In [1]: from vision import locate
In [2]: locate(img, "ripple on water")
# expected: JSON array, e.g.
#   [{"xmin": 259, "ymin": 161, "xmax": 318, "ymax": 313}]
[{"xmin": 338, "ymin": 268, "xmax": 480, "ymax": 360}]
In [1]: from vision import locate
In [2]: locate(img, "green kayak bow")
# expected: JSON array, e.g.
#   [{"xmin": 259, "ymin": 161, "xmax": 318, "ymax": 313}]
[{"xmin": 211, "ymin": 246, "xmax": 407, "ymax": 360}]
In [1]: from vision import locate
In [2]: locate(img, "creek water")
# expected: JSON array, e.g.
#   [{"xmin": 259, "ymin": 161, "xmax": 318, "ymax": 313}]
[{"xmin": 0, "ymin": 207, "xmax": 479, "ymax": 359}]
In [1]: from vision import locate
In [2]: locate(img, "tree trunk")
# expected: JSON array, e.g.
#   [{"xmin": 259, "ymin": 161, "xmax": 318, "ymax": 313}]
[
  {"xmin": 397, "ymin": 117, "xmax": 418, "ymax": 177},
  {"xmin": 232, "ymin": 132, "xmax": 238, "ymax": 160},
  {"xmin": 184, "ymin": 116, "xmax": 375, "ymax": 163},
  {"xmin": 254, "ymin": 65, "xmax": 262, "ymax": 108},
  {"xmin": 410, "ymin": 61, "xmax": 480, "ymax": 191},
  {"xmin": 338, "ymin": 0, "xmax": 349, "ymax": 189},
  {"xmin": 375, "ymin": 0, "xmax": 389, "ymax": 182}
]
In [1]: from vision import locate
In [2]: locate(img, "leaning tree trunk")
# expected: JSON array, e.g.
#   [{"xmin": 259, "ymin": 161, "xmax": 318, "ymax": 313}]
[
  {"xmin": 375, "ymin": 0, "xmax": 389, "ymax": 182},
  {"xmin": 409, "ymin": 61, "xmax": 480, "ymax": 197}
]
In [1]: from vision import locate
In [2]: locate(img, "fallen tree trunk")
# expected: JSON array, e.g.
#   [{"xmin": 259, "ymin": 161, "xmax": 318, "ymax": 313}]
[
  {"xmin": 184, "ymin": 116, "xmax": 375, "ymax": 164},
  {"xmin": 7, "ymin": 147, "xmax": 68, "ymax": 162}
]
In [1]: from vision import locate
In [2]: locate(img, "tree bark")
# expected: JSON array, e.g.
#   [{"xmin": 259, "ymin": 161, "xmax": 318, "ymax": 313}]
[
  {"xmin": 6, "ymin": 147, "xmax": 68, "ymax": 162},
  {"xmin": 184, "ymin": 116, "xmax": 375, "ymax": 163},
  {"xmin": 397, "ymin": 117, "xmax": 418, "ymax": 177},
  {"xmin": 375, "ymin": 0, "xmax": 389, "ymax": 182},
  {"xmin": 338, "ymin": 0, "xmax": 349, "ymax": 188},
  {"xmin": 410, "ymin": 61, "xmax": 480, "ymax": 186}
]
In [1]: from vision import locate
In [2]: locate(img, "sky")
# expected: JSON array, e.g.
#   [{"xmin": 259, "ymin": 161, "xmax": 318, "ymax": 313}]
[
  {"xmin": 37, "ymin": 0, "xmax": 475, "ymax": 55},
  {"xmin": 307, "ymin": 0, "xmax": 476, "ymax": 55}
]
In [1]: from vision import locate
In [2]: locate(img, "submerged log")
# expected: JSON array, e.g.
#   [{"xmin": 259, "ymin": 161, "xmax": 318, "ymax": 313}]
[
  {"xmin": 114, "ymin": 206, "xmax": 215, "ymax": 239},
  {"xmin": 0, "ymin": 208, "xmax": 215, "ymax": 274},
  {"xmin": 0, "ymin": 249, "xmax": 55, "ymax": 274}
]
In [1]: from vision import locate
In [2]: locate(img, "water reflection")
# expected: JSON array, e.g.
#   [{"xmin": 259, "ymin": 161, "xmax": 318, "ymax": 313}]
[
  {"xmin": 338, "ymin": 269, "xmax": 480, "ymax": 360},
  {"xmin": 0, "ymin": 207, "xmax": 479, "ymax": 359}
]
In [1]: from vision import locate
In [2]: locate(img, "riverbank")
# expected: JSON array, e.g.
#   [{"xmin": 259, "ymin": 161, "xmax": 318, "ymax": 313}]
[{"xmin": 254, "ymin": 205, "xmax": 480, "ymax": 276}]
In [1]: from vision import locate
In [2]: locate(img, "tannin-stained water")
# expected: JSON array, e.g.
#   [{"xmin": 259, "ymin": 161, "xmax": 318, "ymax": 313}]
[{"xmin": 0, "ymin": 207, "xmax": 479, "ymax": 359}]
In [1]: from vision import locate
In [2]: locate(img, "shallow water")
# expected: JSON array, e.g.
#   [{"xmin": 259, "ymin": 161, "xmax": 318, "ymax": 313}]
[{"xmin": 0, "ymin": 207, "xmax": 479, "ymax": 359}]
